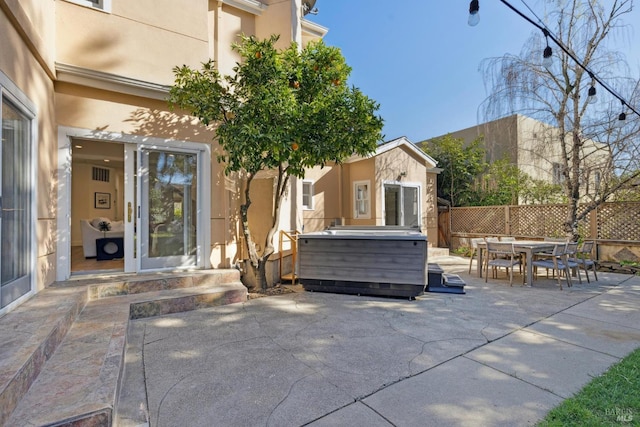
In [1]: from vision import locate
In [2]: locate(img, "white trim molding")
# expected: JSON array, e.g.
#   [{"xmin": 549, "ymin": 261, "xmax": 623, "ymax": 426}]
[
  {"xmin": 346, "ymin": 136, "xmax": 438, "ymax": 168},
  {"xmin": 222, "ymin": 0, "xmax": 267, "ymax": 15},
  {"xmin": 55, "ymin": 63, "xmax": 170, "ymax": 100},
  {"xmin": 302, "ymin": 19, "xmax": 328, "ymax": 39},
  {"xmin": 62, "ymin": 0, "xmax": 112, "ymax": 14}
]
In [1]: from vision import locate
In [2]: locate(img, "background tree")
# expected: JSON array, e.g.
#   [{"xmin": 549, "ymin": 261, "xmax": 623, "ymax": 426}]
[
  {"xmin": 169, "ymin": 35, "xmax": 383, "ymax": 289},
  {"xmin": 481, "ymin": 0, "xmax": 640, "ymax": 241},
  {"xmin": 519, "ymin": 179, "xmax": 566, "ymax": 205},
  {"xmin": 473, "ymin": 159, "xmax": 530, "ymax": 206},
  {"xmin": 421, "ymin": 135, "xmax": 486, "ymax": 207}
]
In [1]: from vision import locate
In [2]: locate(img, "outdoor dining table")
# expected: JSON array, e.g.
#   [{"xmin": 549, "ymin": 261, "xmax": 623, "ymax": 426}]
[{"xmin": 476, "ymin": 240, "xmax": 559, "ymax": 286}]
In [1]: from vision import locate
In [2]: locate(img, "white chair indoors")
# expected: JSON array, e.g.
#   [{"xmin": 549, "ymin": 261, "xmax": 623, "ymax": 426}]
[{"xmin": 80, "ymin": 218, "xmax": 124, "ymax": 258}]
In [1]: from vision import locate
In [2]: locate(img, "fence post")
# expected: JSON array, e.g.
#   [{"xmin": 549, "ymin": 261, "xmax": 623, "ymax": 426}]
[
  {"xmin": 590, "ymin": 207, "xmax": 598, "ymax": 239},
  {"xmin": 505, "ymin": 206, "xmax": 511, "ymax": 235}
]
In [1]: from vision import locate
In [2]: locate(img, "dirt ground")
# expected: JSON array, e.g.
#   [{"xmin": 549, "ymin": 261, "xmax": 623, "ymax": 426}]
[{"xmin": 247, "ymin": 283, "xmax": 303, "ymax": 299}]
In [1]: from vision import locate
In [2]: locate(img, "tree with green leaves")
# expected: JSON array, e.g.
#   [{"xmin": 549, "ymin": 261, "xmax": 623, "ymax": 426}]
[
  {"xmin": 421, "ymin": 135, "xmax": 486, "ymax": 207},
  {"xmin": 169, "ymin": 35, "xmax": 383, "ymax": 289},
  {"xmin": 473, "ymin": 159, "xmax": 530, "ymax": 206}
]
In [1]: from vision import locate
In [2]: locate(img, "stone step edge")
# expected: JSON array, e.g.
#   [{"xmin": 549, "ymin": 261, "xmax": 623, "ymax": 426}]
[
  {"xmin": 7, "ymin": 284, "xmax": 248, "ymax": 427},
  {"xmin": 88, "ymin": 269, "xmax": 242, "ymax": 301},
  {"xmin": 0, "ymin": 288, "xmax": 88, "ymax": 427},
  {"xmin": 128, "ymin": 282, "xmax": 248, "ymax": 319}
]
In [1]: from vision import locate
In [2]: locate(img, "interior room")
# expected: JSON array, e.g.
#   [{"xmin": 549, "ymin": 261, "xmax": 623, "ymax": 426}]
[{"xmin": 70, "ymin": 140, "xmax": 125, "ymax": 273}]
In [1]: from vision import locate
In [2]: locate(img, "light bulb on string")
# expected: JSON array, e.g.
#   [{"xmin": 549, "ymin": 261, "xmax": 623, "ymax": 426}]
[
  {"xmin": 542, "ymin": 30, "xmax": 553, "ymax": 68},
  {"xmin": 468, "ymin": 0, "xmax": 480, "ymax": 26},
  {"xmin": 615, "ymin": 111, "xmax": 626, "ymax": 128},
  {"xmin": 587, "ymin": 74, "xmax": 597, "ymax": 104},
  {"xmin": 587, "ymin": 85, "xmax": 597, "ymax": 104}
]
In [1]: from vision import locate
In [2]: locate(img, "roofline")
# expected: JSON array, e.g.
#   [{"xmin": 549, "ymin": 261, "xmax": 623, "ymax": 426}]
[
  {"xmin": 346, "ymin": 136, "xmax": 438, "ymax": 167},
  {"xmin": 222, "ymin": 0, "xmax": 267, "ymax": 15},
  {"xmin": 302, "ymin": 18, "xmax": 328, "ymax": 38}
]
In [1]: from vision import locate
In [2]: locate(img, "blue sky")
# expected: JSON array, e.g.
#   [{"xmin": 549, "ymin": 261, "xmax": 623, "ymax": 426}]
[{"xmin": 310, "ymin": 1, "xmax": 640, "ymax": 143}]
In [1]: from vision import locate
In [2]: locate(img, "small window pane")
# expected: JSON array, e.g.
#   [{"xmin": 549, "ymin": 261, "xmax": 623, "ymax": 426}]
[{"xmin": 302, "ymin": 181, "xmax": 313, "ymax": 209}]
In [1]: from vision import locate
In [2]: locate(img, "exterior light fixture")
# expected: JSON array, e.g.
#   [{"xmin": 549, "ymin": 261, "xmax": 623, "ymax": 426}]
[
  {"xmin": 542, "ymin": 30, "xmax": 553, "ymax": 68},
  {"xmin": 587, "ymin": 74, "xmax": 597, "ymax": 104},
  {"xmin": 614, "ymin": 100, "xmax": 627, "ymax": 128},
  {"xmin": 587, "ymin": 85, "xmax": 597, "ymax": 104},
  {"xmin": 468, "ymin": 0, "xmax": 480, "ymax": 26}
]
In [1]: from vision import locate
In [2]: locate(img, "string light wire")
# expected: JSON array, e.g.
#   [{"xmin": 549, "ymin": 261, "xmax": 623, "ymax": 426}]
[{"xmin": 477, "ymin": 0, "xmax": 639, "ymax": 119}]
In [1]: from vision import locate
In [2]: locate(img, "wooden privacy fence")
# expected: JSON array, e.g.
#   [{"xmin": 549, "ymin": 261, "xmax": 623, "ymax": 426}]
[{"xmin": 443, "ymin": 202, "xmax": 640, "ymax": 262}]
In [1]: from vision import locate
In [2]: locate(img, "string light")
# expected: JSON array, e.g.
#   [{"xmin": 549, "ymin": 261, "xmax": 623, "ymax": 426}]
[
  {"xmin": 616, "ymin": 101, "xmax": 627, "ymax": 128},
  {"xmin": 468, "ymin": 0, "xmax": 640, "ymax": 120},
  {"xmin": 587, "ymin": 74, "xmax": 597, "ymax": 104},
  {"xmin": 468, "ymin": 0, "xmax": 480, "ymax": 27},
  {"xmin": 542, "ymin": 30, "xmax": 553, "ymax": 68}
]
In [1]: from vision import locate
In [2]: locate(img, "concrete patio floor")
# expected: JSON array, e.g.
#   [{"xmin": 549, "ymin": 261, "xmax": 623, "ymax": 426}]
[{"xmin": 118, "ymin": 255, "xmax": 640, "ymax": 426}]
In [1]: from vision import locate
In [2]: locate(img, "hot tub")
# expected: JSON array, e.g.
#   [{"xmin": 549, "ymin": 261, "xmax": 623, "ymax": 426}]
[{"xmin": 298, "ymin": 226, "xmax": 428, "ymax": 298}]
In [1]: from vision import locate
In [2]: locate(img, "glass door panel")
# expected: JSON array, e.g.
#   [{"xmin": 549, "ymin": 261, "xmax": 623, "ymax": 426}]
[
  {"xmin": 403, "ymin": 186, "xmax": 419, "ymax": 227},
  {"xmin": 384, "ymin": 185, "xmax": 400, "ymax": 226},
  {"xmin": 140, "ymin": 149, "xmax": 198, "ymax": 270},
  {"xmin": 1, "ymin": 99, "xmax": 32, "ymax": 308}
]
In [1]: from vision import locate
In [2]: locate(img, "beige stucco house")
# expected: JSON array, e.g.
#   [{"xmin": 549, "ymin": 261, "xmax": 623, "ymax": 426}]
[
  {"xmin": 0, "ymin": 0, "xmax": 328, "ymax": 315},
  {"xmin": 302, "ymin": 136, "xmax": 440, "ymax": 246},
  {"xmin": 429, "ymin": 114, "xmax": 609, "ymax": 197}
]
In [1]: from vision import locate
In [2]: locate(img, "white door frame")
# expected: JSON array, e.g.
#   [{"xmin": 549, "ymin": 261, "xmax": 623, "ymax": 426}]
[
  {"xmin": 56, "ymin": 127, "xmax": 211, "ymax": 281},
  {"xmin": 381, "ymin": 180, "xmax": 422, "ymax": 227}
]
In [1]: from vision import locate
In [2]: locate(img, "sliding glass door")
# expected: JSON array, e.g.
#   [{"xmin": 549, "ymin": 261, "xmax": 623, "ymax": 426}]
[
  {"xmin": 139, "ymin": 148, "xmax": 199, "ymax": 270},
  {"xmin": 384, "ymin": 183, "xmax": 420, "ymax": 227},
  {"xmin": 1, "ymin": 99, "xmax": 33, "ymax": 309}
]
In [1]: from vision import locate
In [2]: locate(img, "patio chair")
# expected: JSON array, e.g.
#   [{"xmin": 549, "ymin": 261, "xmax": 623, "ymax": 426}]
[
  {"xmin": 536, "ymin": 236, "xmax": 569, "ymax": 257},
  {"xmin": 468, "ymin": 237, "xmax": 486, "ymax": 274},
  {"xmin": 499, "ymin": 236, "xmax": 523, "ymax": 272},
  {"xmin": 564, "ymin": 242, "xmax": 582, "ymax": 285},
  {"xmin": 531, "ymin": 243, "xmax": 574, "ymax": 290},
  {"xmin": 484, "ymin": 241, "xmax": 523, "ymax": 286},
  {"xmin": 569, "ymin": 240, "xmax": 598, "ymax": 283}
]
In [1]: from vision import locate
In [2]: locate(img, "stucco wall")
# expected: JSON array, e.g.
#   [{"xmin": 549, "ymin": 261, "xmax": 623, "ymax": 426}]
[
  {"xmin": 302, "ymin": 164, "xmax": 342, "ymax": 232},
  {"xmin": 347, "ymin": 157, "xmax": 377, "ymax": 225},
  {"xmin": 1, "ymin": 1, "xmax": 58, "ymax": 291},
  {"xmin": 56, "ymin": 0, "xmax": 209, "ymax": 85}
]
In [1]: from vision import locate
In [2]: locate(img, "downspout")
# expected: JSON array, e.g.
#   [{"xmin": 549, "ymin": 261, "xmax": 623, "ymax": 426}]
[
  {"xmin": 211, "ymin": 0, "xmax": 223, "ymax": 63},
  {"xmin": 292, "ymin": 0, "xmax": 302, "ymax": 46},
  {"xmin": 291, "ymin": 0, "xmax": 303, "ymax": 232},
  {"xmin": 338, "ymin": 164, "xmax": 344, "ymax": 224}
]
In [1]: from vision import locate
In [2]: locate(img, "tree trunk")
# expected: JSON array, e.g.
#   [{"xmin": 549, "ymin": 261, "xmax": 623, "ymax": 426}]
[{"xmin": 238, "ymin": 168, "xmax": 289, "ymax": 291}]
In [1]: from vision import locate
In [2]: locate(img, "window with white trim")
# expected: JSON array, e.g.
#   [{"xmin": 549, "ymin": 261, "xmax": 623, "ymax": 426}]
[
  {"xmin": 63, "ymin": 0, "xmax": 112, "ymax": 12},
  {"xmin": 302, "ymin": 180, "xmax": 314, "ymax": 210},
  {"xmin": 353, "ymin": 180, "xmax": 370, "ymax": 219}
]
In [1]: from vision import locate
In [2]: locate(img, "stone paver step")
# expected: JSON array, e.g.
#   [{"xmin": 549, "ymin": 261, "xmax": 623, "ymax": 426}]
[{"xmin": 2, "ymin": 271, "xmax": 246, "ymax": 427}]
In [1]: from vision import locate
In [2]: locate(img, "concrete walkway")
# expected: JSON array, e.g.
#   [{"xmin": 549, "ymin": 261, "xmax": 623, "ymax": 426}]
[{"xmin": 119, "ymin": 256, "xmax": 640, "ymax": 426}]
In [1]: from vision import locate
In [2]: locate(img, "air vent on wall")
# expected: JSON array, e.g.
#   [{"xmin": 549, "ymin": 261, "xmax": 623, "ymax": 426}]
[{"xmin": 92, "ymin": 166, "xmax": 110, "ymax": 182}]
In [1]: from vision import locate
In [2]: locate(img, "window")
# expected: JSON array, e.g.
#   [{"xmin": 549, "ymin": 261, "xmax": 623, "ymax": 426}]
[
  {"xmin": 63, "ymin": 0, "xmax": 112, "ymax": 12},
  {"xmin": 552, "ymin": 162, "xmax": 565, "ymax": 185},
  {"xmin": 384, "ymin": 183, "xmax": 420, "ymax": 227},
  {"xmin": 302, "ymin": 180, "xmax": 314, "ymax": 210},
  {"xmin": 353, "ymin": 181, "xmax": 370, "ymax": 219}
]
